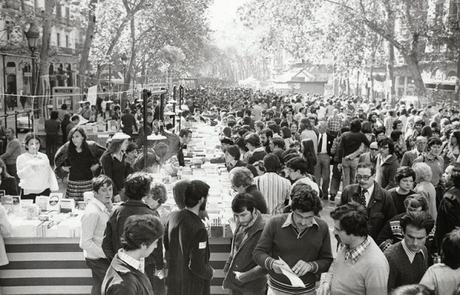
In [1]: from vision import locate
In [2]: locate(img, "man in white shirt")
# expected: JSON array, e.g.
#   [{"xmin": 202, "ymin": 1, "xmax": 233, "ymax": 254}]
[{"xmin": 79, "ymin": 175, "xmax": 113, "ymax": 295}]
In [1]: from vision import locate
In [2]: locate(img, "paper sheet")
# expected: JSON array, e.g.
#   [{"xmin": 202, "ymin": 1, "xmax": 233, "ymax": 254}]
[{"xmin": 278, "ymin": 257, "xmax": 306, "ymax": 288}]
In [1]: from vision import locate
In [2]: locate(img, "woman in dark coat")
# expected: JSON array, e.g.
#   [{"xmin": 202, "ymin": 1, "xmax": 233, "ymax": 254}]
[
  {"xmin": 301, "ymin": 138, "xmax": 317, "ymax": 175},
  {"xmin": 55, "ymin": 127, "xmax": 105, "ymax": 201}
]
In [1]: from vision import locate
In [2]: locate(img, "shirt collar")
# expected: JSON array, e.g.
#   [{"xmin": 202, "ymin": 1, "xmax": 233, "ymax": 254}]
[
  {"xmin": 118, "ymin": 249, "xmax": 145, "ymax": 273},
  {"xmin": 91, "ymin": 197, "xmax": 110, "ymax": 214},
  {"xmin": 281, "ymin": 212, "xmax": 318, "ymax": 229},
  {"xmin": 344, "ymin": 236, "xmax": 371, "ymax": 264},
  {"xmin": 401, "ymin": 239, "xmax": 424, "ymax": 263}
]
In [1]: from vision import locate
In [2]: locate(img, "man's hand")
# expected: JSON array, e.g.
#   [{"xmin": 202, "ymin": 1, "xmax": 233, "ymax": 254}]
[
  {"xmin": 291, "ymin": 260, "xmax": 312, "ymax": 277},
  {"xmin": 233, "ymin": 271, "xmax": 244, "ymax": 282},
  {"xmin": 90, "ymin": 164, "xmax": 99, "ymax": 172},
  {"xmin": 317, "ymin": 281, "xmax": 331, "ymax": 295},
  {"xmin": 62, "ymin": 166, "xmax": 70, "ymax": 172},
  {"xmin": 337, "ymin": 164, "xmax": 342, "ymax": 171},
  {"xmin": 272, "ymin": 260, "xmax": 284, "ymax": 274}
]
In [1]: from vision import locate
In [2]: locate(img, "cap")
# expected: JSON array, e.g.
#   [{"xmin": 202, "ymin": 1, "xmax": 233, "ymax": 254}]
[
  {"xmin": 370, "ymin": 142, "xmax": 378, "ymax": 149},
  {"xmin": 111, "ymin": 132, "xmax": 130, "ymax": 140}
]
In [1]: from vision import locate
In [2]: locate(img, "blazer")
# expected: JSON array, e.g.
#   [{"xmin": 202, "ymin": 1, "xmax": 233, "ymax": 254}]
[
  {"xmin": 222, "ymin": 212, "xmax": 267, "ymax": 293},
  {"xmin": 316, "ymin": 132, "xmax": 334, "ymax": 156},
  {"xmin": 400, "ymin": 149, "xmax": 420, "ymax": 168},
  {"xmin": 341, "ymin": 181, "xmax": 397, "ymax": 240}
]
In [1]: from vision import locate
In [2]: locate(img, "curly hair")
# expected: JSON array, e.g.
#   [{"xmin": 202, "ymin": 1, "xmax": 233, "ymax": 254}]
[
  {"xmin": 330, "ymin": 202, "xmax": 369, "ymax": 237},
  {"xmin": 230, "ymin": 167, "xmax": 253, "ymax": 188},
  {"xmin": 124, "ymin": 172, "xmax": 153, "ymax": 200},
  {"xmin": 395, "ymin": 166, "xmax": 416, "ymax": 184},
  {"xmin": 290, "ymin": 187, "xmax": 322, "ymax": 215},
  {"xmin": 149, "ymin": 182, "xmax": 168, "ymax": 204},
  {"xmin": 400, "ymin": 211, "xmax": 435, "ymax": 235}
]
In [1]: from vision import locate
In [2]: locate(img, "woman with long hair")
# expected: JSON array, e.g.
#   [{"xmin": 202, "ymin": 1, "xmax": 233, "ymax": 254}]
[
  {"xmin": 100, "ymin": 133, "xmax": 130, "ymax": 202},
  {"xmin": 0, "ymin": 158, "xmax": 18, "ymax": 195},
  {"xmin": 55, "ymin": 127, "xmax": 105, "ymax": 201},
  {"xmin": 443, "ymin": 130, "xmax": 460, "ymax": 167},
  {"xmin": 17, "ymin": 133, "xmax": 58, "ymax": 201}
]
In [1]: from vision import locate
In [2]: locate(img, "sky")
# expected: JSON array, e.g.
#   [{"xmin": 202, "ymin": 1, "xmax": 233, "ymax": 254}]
[{"xmin": 207, "ymin": 0, "xmax": 248, "ymax": 31}]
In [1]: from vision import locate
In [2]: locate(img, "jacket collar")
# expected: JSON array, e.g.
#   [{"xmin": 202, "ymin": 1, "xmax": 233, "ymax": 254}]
[
  {"xmin": 111, "ymin": 253, "xmax": 140, "ymax": 274},
  {"xmin": 356, "ymin": 181, "xmax": 383, "ymax": 202}
]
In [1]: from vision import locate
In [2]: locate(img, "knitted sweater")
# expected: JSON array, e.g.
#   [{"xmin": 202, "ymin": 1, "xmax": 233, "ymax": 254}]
[
  {"xmin": 384, "ymin": 242, "xmax": 428, "ymax": 291},
  {"xmin": 253, "ymin": 214, "xmax": 333, "ymax": 292},
  {"xmin": 329, "ymin": 238, "xmax": 389, "ymax": 295}
]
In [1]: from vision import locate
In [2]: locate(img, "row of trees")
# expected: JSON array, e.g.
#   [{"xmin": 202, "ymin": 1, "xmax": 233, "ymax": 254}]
[
  {"xmin": 1, "ymin": 0, "xmax": 214, "ymax": 94},
  {"xmin": 234, "ymin": 0, "xmax": 460, "ymax": 100}
]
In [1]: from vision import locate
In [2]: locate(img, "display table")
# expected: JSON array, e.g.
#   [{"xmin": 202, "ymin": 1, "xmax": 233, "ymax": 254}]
[{"xmin": 0, "ymin": 237, "xmax": 231, "ymax": 295}]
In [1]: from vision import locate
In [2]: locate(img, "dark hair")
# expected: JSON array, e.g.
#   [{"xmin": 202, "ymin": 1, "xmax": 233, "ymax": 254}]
[
  {"xmin": 400, "ymin": 211, "xmax": 435, "ymax": 235},
  {"xmin": 23, "ymin": 132, "xmax": 41, "ymax": 151},
  {"xmin": 357, "ymin": 162, "xmax": 376, "ymax": 175},
  {"xmin": 50, "ymin": 111, "xmax": 59, "ymax": 120},
  {"xmin": 427, "ymin": 137, "xmax": 443, "ymax": 150},
  {"xmin": 378, "ymin": 137, "xmax": 395, "ymax": 154},
  {"xmin": 390, "ymin": 130, "xmax": 403, "ymax": 142},
  {"xmin": 280, "ymin": 126, "xmax": 292, "ymax": 139},
  {"xmin": 225, "ymin": 145, "xmax": 240, "ymax": 161},
  {"xmin": 179, "ymin": 128, "xmax": 192, "ymax": 138},
  {"xmin": 231, "ymin": 193, "xmax": 256, "ymax": 213},
  {"xmin": 361, "ymin": 121, "xmax": 372, "ymax": 134},
  {"xmin": 271, "ymin": 137, "xmax": 285, "ymax": 149},
  {"xmin": 420, "ymin": 126, "xmax": 432, "ymax": 138},
  {"xmin": 172, "ymin": 180, "xmax": 189, "ymax": 209},
  {"xmin": 124, "ymin": 172, "xmax": 152, "ymax": 200},
  {"xmin": 184, "ymin": 180, "xmax": 210, "ymax": 208},
  {"xmin": 244, "ymin": 133, "xmax": 261, "ymax": 148},
  {"xmin": 374, "ymin": 127, "xmax": 385, "ymax": 137},
  {"xmin": 451, "ymin": 131, "xmax": 460, "ymax": 147},
  {"xmin": 395, "ymin": 166, "xmax": 416, "ymax": 184},
  {"xmin": 290, "ymin": 187, "xmax": 322, "ymax": 214},
  {"xmin": 392, "ymin": 119, "xmax": 403, "ymax": 130},
  {"xmin": 120, "ymin": 215, "xmax": 163, "ymax": 251},
  {"xmin": 126, "ymin": 142, "xmax": 138, "ymax": 153},
  {"xmin": 330, "ymin": 202, "xmax": 369, "ymax": 237},
  {"xmin": 259, "ymin": 128, "xmax": 273, "ymax": 139},
  {"xmin": 92, "ymin": 175, "xmax": 113, "ymax": 192},
  {"xmin": 441, "ymin": 228, "xmax": 460, "ymax": 269},
  {"xmin": 234, "ymin": 137, "xmax": 248, "ymax": 152},
  {"xmin": 286, "ymin": 157, "xmax": 308, "ymax": 175},
  {"xmin": 67, "ymin": 127, "xmax": 94, "ymax": 162},
  {"xmin": 390, "ymin": 284, "xmax": 435, "ymax": 295},
  {"xmin": 71, "ymin": 114, "xmax": 80, "ymax": 122},
  {"xmin": 61, "ymin": 103, "xmax": 68, "ymax": 110},
  {"xmin": 267, "ymin": 122, "xmax": 280, "ymax": 135},
  {"xmin": 350, "ymin": 119, "xmax": 362, "ymax": 132},
  {"xmin": 263, "ymin": 153, "xmax": 281, "ymax": 172}
]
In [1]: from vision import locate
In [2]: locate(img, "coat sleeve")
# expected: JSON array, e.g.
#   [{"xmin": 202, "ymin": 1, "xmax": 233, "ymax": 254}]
[
  {"xmin": 188, "ymin": 228, "xmax": 214, "ymax": 280},
  {"xmin": 79, "ymin": 211, "xmax": 106, "ymax": 258},
  {"xmin": 252, "ymin": 219, "xmax": 276, "ymax": 271},
  {"xmin": 384, "ymin": 161, "xmax": 399, "ymax": 190},
  {"xmin": 384, "ymin": 251, "xmax": 397, "ymax": 292},
  {"xmin": 100, "ymin": 155, "xmax": 118, "ymax": 196},
  {"xmin": 383, "ymin": 191, "xmax": 398, "ymax": 222},
  {"xmin": 102, "ymin": 219, "xmax": 115, "ymax": 260},
  {"xmin": 310, "ymin": 223, "xmax": 333, "ymax": 274}
]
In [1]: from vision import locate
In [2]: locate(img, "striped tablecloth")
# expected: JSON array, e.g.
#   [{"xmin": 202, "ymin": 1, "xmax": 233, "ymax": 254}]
[{"xmin": 0, "ymin": 237, "xmax": 231, "ymax": 295}]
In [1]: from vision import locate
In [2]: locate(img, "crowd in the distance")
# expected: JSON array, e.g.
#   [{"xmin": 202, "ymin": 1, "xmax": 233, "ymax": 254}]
[{"xmin": 81, "ymin": 90, "xmax": 460, "ymax": 295}]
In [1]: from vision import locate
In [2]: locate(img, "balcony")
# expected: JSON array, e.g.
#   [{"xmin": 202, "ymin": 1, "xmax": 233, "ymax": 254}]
[{"xmin": 4, "ymin": 0, "xmax": 20, "ymax": 10}]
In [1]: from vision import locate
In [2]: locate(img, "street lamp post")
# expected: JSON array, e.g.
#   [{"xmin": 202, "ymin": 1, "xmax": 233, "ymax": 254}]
[{"xmin": 25, "ymin": 22, "xmax": 40, "ymax": 96}]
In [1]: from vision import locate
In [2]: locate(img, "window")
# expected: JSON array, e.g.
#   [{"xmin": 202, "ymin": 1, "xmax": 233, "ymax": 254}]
[
  {"xmin": 56, "ymin": 33, "xmax": 60, "ymax": 47},
  {"xmin": 450, "ymin": 0, "xmax": 458, "ymax": 16},
  {"xmin": 56, "ymin": 3, "xmax": 62, "ymax": 18},
  {"xmin": 66, "ymin": 7, "xmax": 70, "ymax": 21},
  {"xmin": 66, "ymin": 35, "xmax": 69, "ymax": 48}
]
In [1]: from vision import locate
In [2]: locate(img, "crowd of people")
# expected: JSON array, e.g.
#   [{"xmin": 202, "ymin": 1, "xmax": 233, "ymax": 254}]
[{"xmin": 0, "ymin": 87, "xmax": 460, "ymax": 295}]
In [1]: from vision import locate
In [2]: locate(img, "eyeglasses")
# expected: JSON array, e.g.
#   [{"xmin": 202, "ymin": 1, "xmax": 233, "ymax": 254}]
[
  {"xmin": 380, "ymin": 146, "xmax": 389, "ymax": 149},
  {"xmin": 356, "ymin": 175, "xmax": 373, "ymax": 181},
  {"xmin": 370, "ymin": 148, "xmax": 378, "ymax": 151}
]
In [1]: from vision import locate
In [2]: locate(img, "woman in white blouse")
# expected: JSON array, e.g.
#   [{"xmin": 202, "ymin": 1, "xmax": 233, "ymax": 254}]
[{"xmin": 16, "ymin": 133, "xmax": 59, "ymax": 201}]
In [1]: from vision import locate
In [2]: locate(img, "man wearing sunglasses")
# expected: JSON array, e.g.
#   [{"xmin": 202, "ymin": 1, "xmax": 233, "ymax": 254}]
[
  {"xmin": 359, "ymin": 142, "xmax": 379, "ymax": 166},
  {"xmin": 340, "ymin": 162, "xmax": 397, "ymax": 241}
]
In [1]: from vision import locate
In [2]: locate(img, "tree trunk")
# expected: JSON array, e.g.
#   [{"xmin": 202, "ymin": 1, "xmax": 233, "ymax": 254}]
[
  {"xmin": 78, "ymin": 0, "xmax": 97, "ymax": 90},
  {"xmin": 404, "ymin": 53, "xmax": 426, "ymax": 99},
  {"xmin": 37, "ymin": 0, "xmax": 56, "ymax": 101}
]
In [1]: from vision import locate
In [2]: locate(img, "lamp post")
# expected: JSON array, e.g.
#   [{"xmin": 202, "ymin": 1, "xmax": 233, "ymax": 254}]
[{"xmin": 25, "ymin": 22, "xmax": 40, "ymax": 96}]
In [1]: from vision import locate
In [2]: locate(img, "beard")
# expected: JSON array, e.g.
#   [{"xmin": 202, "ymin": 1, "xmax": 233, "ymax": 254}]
[{"xmin": 199, "ymin": 198, "xmax": 207, "ymax": 211}]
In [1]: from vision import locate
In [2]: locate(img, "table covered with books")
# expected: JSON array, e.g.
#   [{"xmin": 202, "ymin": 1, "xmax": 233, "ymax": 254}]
[{"xmin": 0, "ymin": 123, "xmax": 234, "ymax": 295}]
